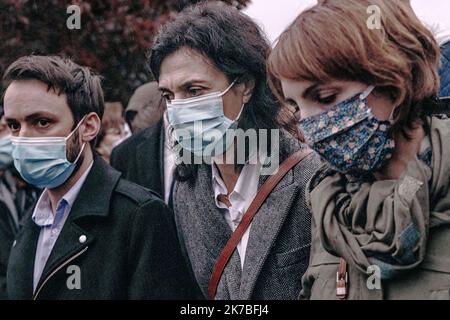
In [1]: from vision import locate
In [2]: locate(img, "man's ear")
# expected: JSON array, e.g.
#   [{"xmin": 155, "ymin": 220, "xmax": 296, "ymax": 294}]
[
  {"xmin": 241, "ymin": 78, "xmax": 256, "ymax": 104},
  {"xmin": 81, "ymin": 112, "xmax": 101, "ymax": 143}
]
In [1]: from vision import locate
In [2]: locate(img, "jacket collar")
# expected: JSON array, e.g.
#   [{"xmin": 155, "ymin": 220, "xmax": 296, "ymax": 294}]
[
  {"xmin": 32, "ymin": 161, "xmax": 93, "ymax": 227},
  {"xmin": 67, "ymin": 155, "xmax": 121, "ymax": 221},
  {"xmin": 24, "ymin": 156, "xmax": 121, "ymax": 298}
]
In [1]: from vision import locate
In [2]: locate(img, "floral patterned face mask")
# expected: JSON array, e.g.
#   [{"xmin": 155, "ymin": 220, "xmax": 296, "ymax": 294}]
[{"xmin": 298, "ymin": 86, "xmax": 395, "ymax": 175}]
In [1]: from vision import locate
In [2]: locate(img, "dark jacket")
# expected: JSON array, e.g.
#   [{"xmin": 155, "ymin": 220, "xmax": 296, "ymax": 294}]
[
  {"xmin": 0, "ymin": 170, "xmax": 38, "ymax": 300},
  {"xmin": 110, "ymin": 120, "xmax": 165, "ymax": 197},
  {"xmin": 110, "ymin": 120, "xmax": 204, "ymax": 299},
  {"xmin": 7, "ymin": 156, "xmax": 197, "ymax": 300},
  {"xmin": 439, "ymin": 41, "xmax": 450, "ymax": 98},
  {"xmin": 174, "ymin": 133, "xmax": 322, "ymax": 300},
  {"xmin": 0, "ymin": 201, "xmax": 15, "ymax": 300}
]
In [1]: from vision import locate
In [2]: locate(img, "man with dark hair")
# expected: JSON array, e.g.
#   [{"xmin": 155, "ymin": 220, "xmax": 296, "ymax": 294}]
[{"xmin": 2, "ymin": 55, "xmax": 197, "ymax": 299}]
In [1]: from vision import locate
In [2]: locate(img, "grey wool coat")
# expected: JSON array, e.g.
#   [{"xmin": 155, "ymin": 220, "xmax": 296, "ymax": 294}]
[{"xmin": 173, "ymin": 133, "xmax": 321, "ymax": 300}]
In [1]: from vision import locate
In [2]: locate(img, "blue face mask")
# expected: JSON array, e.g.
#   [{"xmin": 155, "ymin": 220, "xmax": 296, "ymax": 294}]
[
  {"xmin": 0, "ymin": 136, "xmax": 13, "ymax": 170},
  {"xmin": 167, "ymin": 79, "xmax": 244, "ymax": 158},
  {"xmin": 11, "ymin": 117, "xmax": 86, "ymax": 189},
  {"xmin": 298, "ymin": 86, "xmax": 395, "ymax": 175}
]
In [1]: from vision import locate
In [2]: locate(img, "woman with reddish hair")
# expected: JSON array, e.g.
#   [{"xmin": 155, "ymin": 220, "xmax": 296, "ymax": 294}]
[{"xmin": 268, "ymin": 0, "xmax": 450, "ymax": 299}]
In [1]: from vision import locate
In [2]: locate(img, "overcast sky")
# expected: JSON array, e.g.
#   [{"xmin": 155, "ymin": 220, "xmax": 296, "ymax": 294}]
[{"xmin": 243, "ymin": 0, "xmax": 450, "ymax": 45}]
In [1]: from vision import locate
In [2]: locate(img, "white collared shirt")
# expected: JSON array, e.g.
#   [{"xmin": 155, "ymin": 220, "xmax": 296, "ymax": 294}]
[
  {"xmin": 163, "ymin": 113, "xmax": 176, "ymax": 204},
  {"xmin": 211, "ymin": 157, "xmax": 263, "ymax": 269},
  {"xmin": 32, "ymin": 161, "xmax": 93, "ymax": 292}
]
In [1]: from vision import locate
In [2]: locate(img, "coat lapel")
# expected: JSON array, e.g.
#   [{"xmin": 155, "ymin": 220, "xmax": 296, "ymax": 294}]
[
  {"xmin": 34, "ymin": 156, "xmax": 121, "ymax": 297},
  {"xmin": 190, "ymin": 165, "xmax": 245, "ymax": 298},
  {"xmin": 223, "ymin": 250, "xmax": 243, "ymax": 299},
  {"xmin": 34, "ymin": 222, "xmax": 94, "ymax": 297},
  {"xmin": 193, "ymin": 165, "xmax": 232, "ymax": 260},
  {"xmin": 239, "ymin": 163, "xmax": 299, "ymax": 299}
]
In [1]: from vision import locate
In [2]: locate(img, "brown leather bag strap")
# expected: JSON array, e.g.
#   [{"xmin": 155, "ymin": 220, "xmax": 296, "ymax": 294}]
[
  {"xmin": 208, "ymin": 148, "xmax": 313, "ymax": 300},
  {"xmin": 336, "ymin": 258, "xmax": 348, "ymax": 300}
]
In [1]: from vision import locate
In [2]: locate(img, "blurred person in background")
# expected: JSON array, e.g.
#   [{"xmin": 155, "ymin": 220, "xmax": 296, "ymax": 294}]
[
  {"xmin": 268, "ymin": 0, "xmax": 450, "ymax": 299},
  {"xmin": 110, "ymin": 82, "xmax": 170, "ymax": 202},
  {"xmin": 96, "ymin": 102, "xmax": 131, "ymax": 163},
  {"xmin": 125, "ymin": 81, "xmax": 166, "ymax": 133},
  {"xmin": 0, "ymin": 113, "xmax": 39, "ymax": 299}
]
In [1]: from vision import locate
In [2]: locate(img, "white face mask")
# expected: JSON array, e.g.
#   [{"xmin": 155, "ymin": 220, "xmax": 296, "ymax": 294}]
[
  {"xmin": 166, "ymin": 79, "xmax": 244, "ymax": 158},
  {"xmin": 11, "ymin": 116, "xmax": 87, "ymax": 189}
]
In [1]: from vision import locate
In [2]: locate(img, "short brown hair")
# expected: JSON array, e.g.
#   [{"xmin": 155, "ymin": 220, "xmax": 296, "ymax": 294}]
[
  {"xmin": 268, "ymin": 0, "xmax": 440, "ymax": 134},
  {"xmin": 3, "ymin": 55, "xmax": 104, "ymax": 125}
]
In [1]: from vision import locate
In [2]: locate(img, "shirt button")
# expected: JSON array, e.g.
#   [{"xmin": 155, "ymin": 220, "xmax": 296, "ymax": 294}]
[
  {"xmin": 79, "ymin": 235, "xmax": 87, "ymax": 244},
  {"xmin": 51, "ymin": 228, "xmax": 58, "ymax": 235}
]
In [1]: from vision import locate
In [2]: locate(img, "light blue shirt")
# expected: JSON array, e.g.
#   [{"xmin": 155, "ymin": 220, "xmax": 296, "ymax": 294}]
[{"xmin": 32, "ymin": 162, "xmax": 93, "ymax": 292}]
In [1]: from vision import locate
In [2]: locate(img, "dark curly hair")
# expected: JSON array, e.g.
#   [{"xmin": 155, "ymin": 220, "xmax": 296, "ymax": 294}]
[{"xmin": 148, "ymin": 1, "xmax": 280, "ymax": 181}]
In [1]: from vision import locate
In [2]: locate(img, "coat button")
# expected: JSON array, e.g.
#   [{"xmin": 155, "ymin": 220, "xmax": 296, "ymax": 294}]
[{"xmin": 79, "ymin": 235, "xmax": 87, "ymax": 244}]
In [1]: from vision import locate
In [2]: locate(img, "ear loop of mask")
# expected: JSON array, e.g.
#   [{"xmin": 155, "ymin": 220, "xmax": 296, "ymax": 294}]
[
  {"xmin": 218, "ymin": 78, "xmax": 238, "ymax": 98},
  {"xmin": 387, "ymin": 107, "xmax": 397, "ymax": 124},
  {"xmin": 65, "ymin": 115, "xmax": 88, "ymax": 141},
  {"xmin": 66, "ymin": 115, "xmax": 88, "ymax": 164},
  {"xmin": 71, "ymin": 142, "xmax": 86, "ymax": 164},
  {"xmin": 360, "ymin": 86, "xmax": 397, "ymax": 124},
  {"xmin": 233, "ymin": 103, "xmax": 246, "ymax": 122},
  {"xmin": 359, "ymin": 85, "xmax": 376, "ymax": 100},
  {"xmin": 219, "ymin": 78, "xmax": 246, "ymax": 122}
]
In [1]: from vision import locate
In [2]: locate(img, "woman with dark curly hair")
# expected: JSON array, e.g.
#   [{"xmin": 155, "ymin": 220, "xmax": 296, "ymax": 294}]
[{"xmin": 148, "ymin": 1, "xmax": 321, "ymax": 300}]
